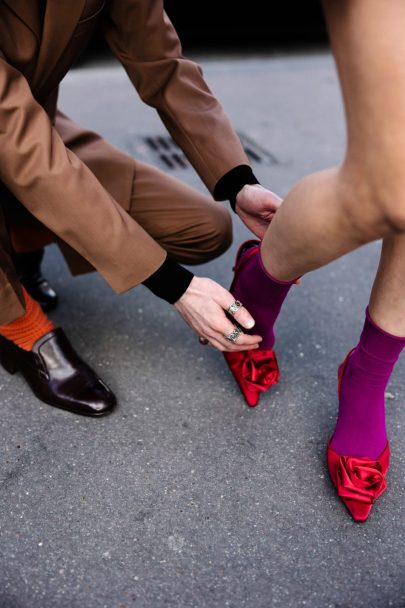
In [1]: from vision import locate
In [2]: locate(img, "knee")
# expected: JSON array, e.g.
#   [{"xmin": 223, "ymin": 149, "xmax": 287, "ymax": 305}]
[
  {"xmin": 213, "ymin": 205, "xmax": 233, "ymax": 255},
  {"xmin": 376, "ymin": 185, "xmax": 405, "ymax": 234},
  {"xmin": 199, "ymin": 204, "xmax": 233, "ymax": 260},
  {"xmin": 339, "ymin": 164, "xmax": 405, "ymax": 240},
  {"xmin": 368, "ymin": 182, "xmax": 405, "ymax": 237}
]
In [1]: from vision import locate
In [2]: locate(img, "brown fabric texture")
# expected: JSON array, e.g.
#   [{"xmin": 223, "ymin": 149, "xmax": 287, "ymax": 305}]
[{"xmin": 0, "ymin": 0, "xmax": 248, "ymax": 324}]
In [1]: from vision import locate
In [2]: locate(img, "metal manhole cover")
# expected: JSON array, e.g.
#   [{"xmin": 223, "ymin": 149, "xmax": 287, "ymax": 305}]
[{"xmin": 126, "ymin": 132, "xmax": 277, "ymax": 171}]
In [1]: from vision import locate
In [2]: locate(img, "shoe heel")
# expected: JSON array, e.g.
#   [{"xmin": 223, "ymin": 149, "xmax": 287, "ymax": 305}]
[
  {"xmin": 0, "ymin": 355, "xmax": 18, "ymax": 375},
  {"xmin": 337, "ymin": 348, "xmax": 356, "ymax": 398}
]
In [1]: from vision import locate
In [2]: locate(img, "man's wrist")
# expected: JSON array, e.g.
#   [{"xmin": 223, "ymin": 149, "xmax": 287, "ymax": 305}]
[
  {"xmin": 213, "ymin": 165, "xmax": 260, "ymax": 212},
  {"xmin": 142, "ymin": 256, "xmax": 194, "ymax": 304}
]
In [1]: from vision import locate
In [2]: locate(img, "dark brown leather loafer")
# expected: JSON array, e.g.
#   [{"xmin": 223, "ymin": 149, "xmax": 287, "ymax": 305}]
[{"xmin": 0, "ymin": 329, "xmax": 116, "ymax": 416}]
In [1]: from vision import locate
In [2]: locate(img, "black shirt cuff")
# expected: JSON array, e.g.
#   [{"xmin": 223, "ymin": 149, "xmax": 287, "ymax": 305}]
[
  {"xmin": 142, "ymin": 256, "xmax": 194, "ymax": 304},
  {"xmin": 213, "ymin": 165, "xmax": 259, "ymax": 212}
]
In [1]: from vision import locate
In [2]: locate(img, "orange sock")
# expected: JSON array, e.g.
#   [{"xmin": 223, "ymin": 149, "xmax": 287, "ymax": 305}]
[{"xmin": 0, "ymin": 287, "xmax": 55, "ymax": 351}]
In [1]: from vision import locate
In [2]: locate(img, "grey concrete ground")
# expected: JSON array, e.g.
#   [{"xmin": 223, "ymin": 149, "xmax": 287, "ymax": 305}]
[{"xmin": 1, "ymin": 51, "xmax": 404, "ymax": 608}]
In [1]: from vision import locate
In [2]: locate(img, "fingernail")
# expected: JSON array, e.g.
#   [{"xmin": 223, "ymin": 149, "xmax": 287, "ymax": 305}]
[{"xmin": 246, "ymin": 319, "xmax": 255, "ymax": 329}]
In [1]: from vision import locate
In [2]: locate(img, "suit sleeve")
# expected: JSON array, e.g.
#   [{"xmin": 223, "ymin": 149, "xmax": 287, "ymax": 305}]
[
  {"xmin": 0, "ymin": 56, "xmax": 167, "ymax": 293},
  {"xmin": 103, "ymin": 0, "xmax": 250, "ymax": 194}
]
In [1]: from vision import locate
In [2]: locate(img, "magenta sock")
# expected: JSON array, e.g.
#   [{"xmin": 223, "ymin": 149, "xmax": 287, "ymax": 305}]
[
  {"xmin": 232, "ymin": 243, "xmax": 294, "ymax": 349},
  {"xmin": 331, "ymin": 308, "xmax": 405, "ymax": 459}
]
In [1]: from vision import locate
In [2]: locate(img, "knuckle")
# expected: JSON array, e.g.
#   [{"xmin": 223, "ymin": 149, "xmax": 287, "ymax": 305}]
[{"xmin": 217, "ymin": 324, "xmax": 230, "ymax": 338}]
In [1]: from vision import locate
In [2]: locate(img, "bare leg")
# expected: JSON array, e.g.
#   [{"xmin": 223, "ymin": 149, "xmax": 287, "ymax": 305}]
[
  {"xmin": 369, "ymin": 235, "xmax": 405, "ymax": 335},
  {"xmin": 258, "ymin": 1, "xmax": 405, "ymax": 520},
  {"xmin": 328, "ymin": 233, "xmax": 405, "ymax": 477},
  {"xmin": 261, "ymin": 0, "xmax": 405, "ymax": 286}
]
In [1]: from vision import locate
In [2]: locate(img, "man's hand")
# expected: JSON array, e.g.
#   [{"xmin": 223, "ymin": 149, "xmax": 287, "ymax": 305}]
[
  {"xmin": 174, "ymin": 276, "xmax": 262, "ymax": 352},
  {"xmin": 235, "ymin": 184, "xmax": 282, "ymax": 239}
]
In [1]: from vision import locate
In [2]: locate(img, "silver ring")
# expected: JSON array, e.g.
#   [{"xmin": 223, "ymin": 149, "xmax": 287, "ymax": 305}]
[
  {"xmin": 227, "ymin": 300, "xmax": 243, "ymax": 317},
  {"xmin": 225, "ymin": 326, "xmax": 243, "ymax": 343}
]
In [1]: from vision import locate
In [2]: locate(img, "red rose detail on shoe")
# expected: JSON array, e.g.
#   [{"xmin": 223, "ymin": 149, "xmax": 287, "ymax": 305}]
[
  {"xmin": 241, "ymin": 350, "xmax": 280, "ymax": 390},
  {"xmin": 224, "ymin": 349, "xmax": 279, "ymax": 407},
  {"xmin": 336, "ymin": 455, "xmax": 387, "ymax": 505}
]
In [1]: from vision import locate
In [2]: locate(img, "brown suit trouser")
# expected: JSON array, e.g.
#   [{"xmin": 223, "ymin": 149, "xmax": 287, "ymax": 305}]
[
  {"xmin": 7, "ymin": 135, "xmax": 233, "ymax": 283},
  {"xmin": 127, "ymin": 160, "xmax": 232, "ymax": 266}
]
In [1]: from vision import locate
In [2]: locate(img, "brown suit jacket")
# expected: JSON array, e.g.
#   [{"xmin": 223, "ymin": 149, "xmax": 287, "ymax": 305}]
[{"xmin": 0, "ymin": 0, "xmax": 249, "ymax": 323}]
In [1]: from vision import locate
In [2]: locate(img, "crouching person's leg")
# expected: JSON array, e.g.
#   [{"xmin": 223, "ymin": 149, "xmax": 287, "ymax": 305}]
[{"xmin": 0, "ymin": 235, "xmax": 116, "ymax": 416}]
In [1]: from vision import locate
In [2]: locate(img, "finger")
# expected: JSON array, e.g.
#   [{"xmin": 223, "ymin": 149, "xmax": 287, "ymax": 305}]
[
  {"xmin": 218, "ymin": 319, "xmax": 262, "ymax": 346},
  {"xmin": 229, "ymin": 304, "xmax": 256, "ymax": 330},
  {"xmin": 206, "ymin": 316, "xmax": 262, "ymax": 351},
  {"xmin": 210, "ymin": 299, "xmax": 263, "ymax": 345},
  {"xmin": 226, "ymin": 299, "xmax": 243, "ymax": 316},
  {"xmin": 234, "ymin": 332, "xmax": 262, "ymax": 347},
  {"xmin": 225, "ymin": 341, "xmax": 261, "ymax": 352},
  {"xmin": 267, "ymin": 190, "xmax": 283, "ymax": 210},
  {"xmin": 221, "ymin": 342, "xmax": 260, "ymax": 353},
  {"xmin": 227, "ymin": 302, "xmax": 264, "ymax": 340},
  {"xmin": 216, "ymin": 318, "xmax": 252, "ymax": 343},
  {"xmin": 206, "ymin": 335, "xmax": 226, "ymax": 352},
  {"xmin": 212, "ymin": 322, "xmax": 262, "ymax": 351},
  {"xmin": 223, "ymin": 340, "xmax": 261, "ymax": 352},
  {"xmin": 208, "ymin": 330, "xmax": 261, "ymax": 352},
  {"xmin": 216, "ymin": 287, "xmax": 256, "ymax": 330}
]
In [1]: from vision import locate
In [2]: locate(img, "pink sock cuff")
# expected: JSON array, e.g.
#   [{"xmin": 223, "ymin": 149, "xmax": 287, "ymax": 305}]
[
  {"xmin": 366, "ymin": 307, "xmax": 405, "ymax": 342},
  {"xmin": 258, "ymin": 247, "xmax": 297, "ymax": 285}
]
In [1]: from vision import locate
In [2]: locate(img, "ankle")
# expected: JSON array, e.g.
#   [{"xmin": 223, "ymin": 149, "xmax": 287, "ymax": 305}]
[
  {"xmin": 0, "ymin": 288, "xmax": 54, "ymax": 351},
  {"xmin": 232, "ymin": 245, "xmax": 294, "ymax": 349}
]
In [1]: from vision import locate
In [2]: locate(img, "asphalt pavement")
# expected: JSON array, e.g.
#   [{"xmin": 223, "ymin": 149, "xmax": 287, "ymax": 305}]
[{"xmin": 0, "ymin": 50, "xmax": 404, "ymax": 608}]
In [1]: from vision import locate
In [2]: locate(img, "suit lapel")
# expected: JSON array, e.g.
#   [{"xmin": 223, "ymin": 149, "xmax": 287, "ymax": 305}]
[
  {"xmin": 2, "ymin": 0, "xmax": 41, "ymax": 41},
  {"xmin": 33, "ymin": 0, "xmax": 86, "ymax": 92}
]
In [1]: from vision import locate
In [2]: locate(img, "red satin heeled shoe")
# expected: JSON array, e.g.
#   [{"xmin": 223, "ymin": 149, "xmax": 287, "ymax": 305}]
[
  {"xmin": 223, "ymin": 240, "xmax": 280, "ymax": 407},
  {"xmin": 327, "ymin": 350, "xmax": 390, "ymax": 522}
]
